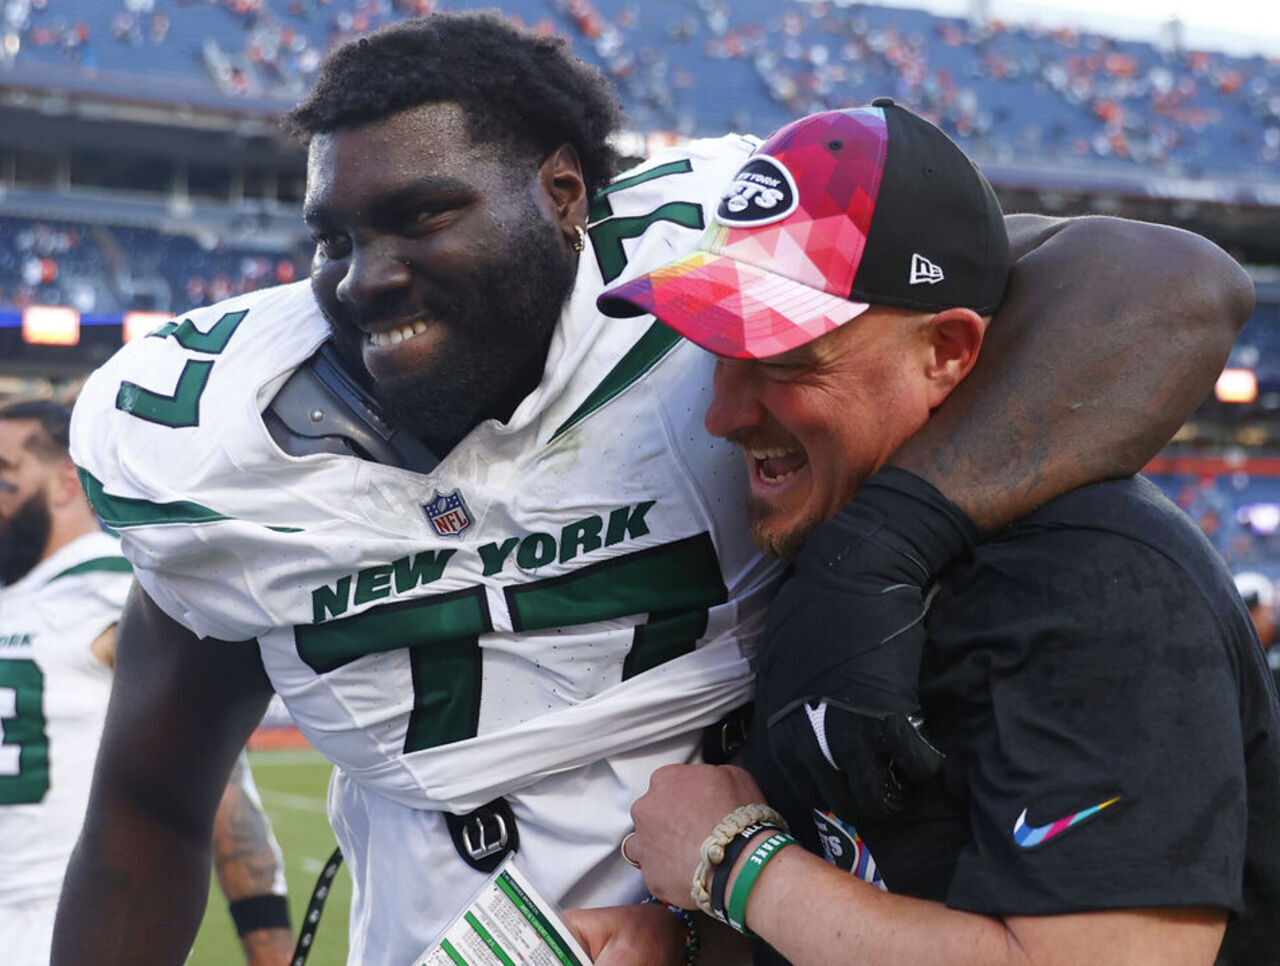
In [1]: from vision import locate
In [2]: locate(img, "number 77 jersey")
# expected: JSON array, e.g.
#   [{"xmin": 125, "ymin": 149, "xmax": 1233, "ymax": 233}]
[{"xmin": 70, "ymin": 133, "xmax": 780, "ymax": 956}]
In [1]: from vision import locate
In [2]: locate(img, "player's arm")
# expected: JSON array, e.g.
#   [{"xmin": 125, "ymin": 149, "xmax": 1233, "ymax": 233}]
[
  {"xmin": 625, "ymin": 765, "xmax": 1226, "ymax": 966},
  {"xmin": 81, "ymin": 616, "xmax": 292, "ymax": 964},
  {"xmin": 52, "ymin": 583, "xmax": 275, "ymax": 966},
  {"xmin": 89, "ymin": 623, "xmax": 117, "ymax": 666},
  {"xmin": 894, "ymin": 213, "xmax": 1255, "ymax": 529},
  {"xmin": 215, "ymin": 752, "xmax": 294, "ymax": 966}
]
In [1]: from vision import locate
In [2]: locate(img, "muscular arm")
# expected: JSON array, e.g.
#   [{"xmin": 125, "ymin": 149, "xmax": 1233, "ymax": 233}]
[
  {"xmin": 893, "ymin": 214, "xmax": 1255, "ymax": 529},
  {"xmin": 52, "ymin": 583, "xmax": 275, "ymax": 965},
  {"xmin": 83, "ymin": 620, "xmax": 292, "ymax": 964},
  {"xmin": 215, "ymin": 753, "xmax": 294, "ymax": 966}
]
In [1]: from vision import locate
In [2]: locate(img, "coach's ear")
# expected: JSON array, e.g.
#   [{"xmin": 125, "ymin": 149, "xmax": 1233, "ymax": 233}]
[
  {"xmin": 539, "ymin": 143, "xmax": 589, "ymax": 250},
  {"xmin": 924, "ymin": 307, "xmax": 988, "ymax": 410}
]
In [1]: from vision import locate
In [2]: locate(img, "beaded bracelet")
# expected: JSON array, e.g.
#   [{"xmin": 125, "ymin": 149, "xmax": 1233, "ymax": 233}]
[
  {"xmin": 644, "ymin": 895, "xmax": 700, "ymax": 966},
  {"xmin": 691, "ymin": 803, "xmax": 789, "ymax": 917},
  {"xmin": 725, "ymin": 830, "xmax": 797, "ymax": 936}
]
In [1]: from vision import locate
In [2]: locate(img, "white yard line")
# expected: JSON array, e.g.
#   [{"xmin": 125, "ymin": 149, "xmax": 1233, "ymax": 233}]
[{"xmin": 259, "ymin": 788, "xmax": 329, "ymax": 814}]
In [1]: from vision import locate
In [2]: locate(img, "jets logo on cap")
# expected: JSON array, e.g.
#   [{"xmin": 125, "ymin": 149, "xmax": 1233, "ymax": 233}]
[
  {"xmin": 717, "ymin": 156, "xmax": 799, "ymax": 227},
  {"xmin": 909, "ymin": 253, "xmax": 945, "ymax": 285}
]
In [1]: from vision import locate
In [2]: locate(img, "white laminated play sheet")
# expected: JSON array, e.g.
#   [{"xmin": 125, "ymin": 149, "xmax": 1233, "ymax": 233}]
[{"xmin": 413, "ymin": 856, "xmax": 592, "ymax": 966}]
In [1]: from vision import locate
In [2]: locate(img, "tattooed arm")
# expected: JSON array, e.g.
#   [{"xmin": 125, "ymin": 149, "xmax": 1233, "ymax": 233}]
[
  {"xmin": 890, "ymin": 214, "xmax": 1255, "ymax": 528},
  {"xmin": 214, "ymin": 751, "xmax": 294, "ymax": 966}
]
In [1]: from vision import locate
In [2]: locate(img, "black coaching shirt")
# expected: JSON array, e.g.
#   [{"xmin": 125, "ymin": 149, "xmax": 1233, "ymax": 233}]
[{"xmin": 756, "ymin": 476, "xmax": 1280, "ymax": 965}]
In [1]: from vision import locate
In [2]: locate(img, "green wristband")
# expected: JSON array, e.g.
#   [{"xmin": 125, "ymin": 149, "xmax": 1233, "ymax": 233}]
[{"xmin": 726, "ymin": 830, "xmax": 796, "ymax": 935}]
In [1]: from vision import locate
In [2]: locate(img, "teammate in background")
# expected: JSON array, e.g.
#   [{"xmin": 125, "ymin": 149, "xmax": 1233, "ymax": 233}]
[
  {"xmin": 1234, "ymin": 571, "xmax": 1280, "ymax": 689},
  {"xmin": 1234, "ymin": 571, "xmax": 1276, "ymax": 649},
  {"xmin": 599, "ymin": 105, "xmax": 1279, "ymax": 965},
  {"xmin": 0, "ymin": 399, "xmax": 294, "ymax": 966},
  {"xmin": 57, "ymin": 14, "xmax": 1253, "ymax": 966}
]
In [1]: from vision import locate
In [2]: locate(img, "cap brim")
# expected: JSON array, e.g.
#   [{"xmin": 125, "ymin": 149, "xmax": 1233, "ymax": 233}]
[{"xmin": 598, "ymin": 250, "xmax": 869, "ymax": 359}]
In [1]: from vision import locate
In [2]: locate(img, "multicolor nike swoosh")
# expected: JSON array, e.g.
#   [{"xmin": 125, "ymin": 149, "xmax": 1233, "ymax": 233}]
[{"xmin": 1012, "ymin": 796, "xmax": 1120, "ymax": 848}]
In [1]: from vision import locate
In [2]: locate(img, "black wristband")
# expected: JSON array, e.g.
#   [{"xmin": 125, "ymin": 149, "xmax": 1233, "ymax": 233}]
[
  {"xmin": 229, "ymin": 894, "xmax": 291, "ymax": 937},
  {"xmin": 710, "ymin": 822, "xmax": 781, "ymax": 923}
]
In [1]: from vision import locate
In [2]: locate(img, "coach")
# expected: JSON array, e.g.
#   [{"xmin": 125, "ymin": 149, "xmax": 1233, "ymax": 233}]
[{"xmin": 596, "ymin": 102, "xmax": 1280, "ymax": 965}]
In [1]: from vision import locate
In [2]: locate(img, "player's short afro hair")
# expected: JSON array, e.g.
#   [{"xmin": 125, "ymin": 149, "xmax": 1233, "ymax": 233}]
[{"xmin": 284, "ymin": 11, "xmax": 624, "ymax": 196}]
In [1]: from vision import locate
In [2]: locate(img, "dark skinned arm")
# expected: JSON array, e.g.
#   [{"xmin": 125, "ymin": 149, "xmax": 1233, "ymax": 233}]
[
  {"xmin": 52, "ymin": 582, "xmax": 275, "ymax": 966},
  {"xmin": 893, "ymin": 213, "xmax": 1256, "ymax": 529}
]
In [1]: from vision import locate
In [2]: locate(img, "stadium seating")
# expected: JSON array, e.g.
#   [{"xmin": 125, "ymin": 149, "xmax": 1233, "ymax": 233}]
[
  {"xmin": 1, "ymin": 0, "xmax": 1277, "ymax": 173},
  {"xmin": 0, "ymin": 215, "xmax": 302, "ymax": 315},
  {"xmin": 1148, "ymin": 469, "xmax": 1280, "ymax": 579}
]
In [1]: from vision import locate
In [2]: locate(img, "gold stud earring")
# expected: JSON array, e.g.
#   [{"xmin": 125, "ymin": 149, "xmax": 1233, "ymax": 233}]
[{"xmin": 572, "ymin": 224, "xmax": 586, "ymax": 253}]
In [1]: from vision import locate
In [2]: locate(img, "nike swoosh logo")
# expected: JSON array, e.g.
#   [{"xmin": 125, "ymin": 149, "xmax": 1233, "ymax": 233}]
[{"xmin": 1013, "ymin": 796, "xmax": 1120, "ymax": 848}]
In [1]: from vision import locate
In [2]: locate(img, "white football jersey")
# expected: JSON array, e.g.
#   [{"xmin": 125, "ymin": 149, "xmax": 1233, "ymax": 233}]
[
  {"xmin": 0, "ymin": 531, "xmax": 129, "ymax": 908},
  {"xmin": 71, "ymin": 134, "xmax": 778, "ymax": 965}
]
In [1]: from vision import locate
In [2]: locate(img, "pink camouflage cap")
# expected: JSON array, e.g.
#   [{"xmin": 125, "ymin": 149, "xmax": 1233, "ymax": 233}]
[{"xmin": 598, "ymin": 99, "xmax": 1009, "ymax": 359}]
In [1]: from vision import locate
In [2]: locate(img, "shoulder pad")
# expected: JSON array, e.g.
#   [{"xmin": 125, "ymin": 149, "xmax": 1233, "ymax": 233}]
[{"xmin": 263, "ymin": 341, "xmax": 439, "ymax": 474}]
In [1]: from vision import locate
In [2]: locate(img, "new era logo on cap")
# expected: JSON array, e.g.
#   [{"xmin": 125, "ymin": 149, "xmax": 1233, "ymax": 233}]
[
  {"xmin": 598, "ymin": 99, "xmax": 1010, "ymax": 359},
  {"xmin": 910, "ymin": 254, "xmax": 944, "ymax": 285}
]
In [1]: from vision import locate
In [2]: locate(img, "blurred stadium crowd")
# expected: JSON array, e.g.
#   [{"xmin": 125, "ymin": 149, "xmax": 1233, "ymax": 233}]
[
  {"xmin": 0, "ymin": 0, "xmax": 1277, "ymax": 170},
  {"xmin": 1, "ymin": 0, "xmax": 1280, "ymax": 587}
]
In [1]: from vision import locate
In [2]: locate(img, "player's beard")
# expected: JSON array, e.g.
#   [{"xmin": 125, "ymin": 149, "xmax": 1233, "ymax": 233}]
[
  {"xmin": 0, "ymin": 491, "xmax": 51, "ymax": 586},
  {"xmin": 326, "ymin": 203, "xmax": 577, "ymax": 457}
]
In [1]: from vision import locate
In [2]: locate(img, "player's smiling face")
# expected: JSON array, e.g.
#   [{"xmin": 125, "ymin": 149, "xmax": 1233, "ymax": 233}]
[
  {"xmin": 305, "ymin": 101, "xmax": 578, "ymax": 455},
  {"xmin": 703, "ymin": 307, "xmax": 935, "ymax": 560}
]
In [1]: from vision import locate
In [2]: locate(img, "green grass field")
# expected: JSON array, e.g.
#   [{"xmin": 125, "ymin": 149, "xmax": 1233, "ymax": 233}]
[{"xmin": 188, "ymin": 748, "xmax": 352, "ymax": 966}]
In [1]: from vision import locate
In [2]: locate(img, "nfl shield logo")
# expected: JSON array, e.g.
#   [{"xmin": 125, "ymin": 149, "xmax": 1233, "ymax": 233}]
[{"xmin": 422, "ymin": 490, "xmax": 473, "ymax": 537}]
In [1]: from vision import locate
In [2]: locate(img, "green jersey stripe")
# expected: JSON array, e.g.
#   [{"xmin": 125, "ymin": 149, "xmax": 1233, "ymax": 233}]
[
  {"xmin": 77, "ymin": 467, "xmax": 230, "ymax": 528},
  {"xmin": 77, "ymin": 469, "xmax": 302, "ymax": 532},
  {"xmin": 551, "ymin": 321, "xmax": 682, "ymax": 441},
  {"xmin": 51, "ymin": 556, "xmax": 133, "ymax": 581}
]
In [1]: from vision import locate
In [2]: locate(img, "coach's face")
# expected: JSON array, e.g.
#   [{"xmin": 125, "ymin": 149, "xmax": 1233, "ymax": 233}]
[
  {"xmin": 704, "ymin": 306, "xmax": 980, "ymax": 560},
  {"xmin": 306, "ymin": 101, "xmax": 584, "ymax": 454}
]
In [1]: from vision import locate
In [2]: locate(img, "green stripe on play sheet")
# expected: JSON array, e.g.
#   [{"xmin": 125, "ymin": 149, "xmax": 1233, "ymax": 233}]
[
  {"xmin": 439, "ymin": 939, "xmax": 469, "ymax": 966},
  {"xmin": 495, "ymin": 872, "xmax": 584, "ymax": 966},
  {"xmin": 463, "ymin": 912, "xmax": 516, "ymax": 966}
]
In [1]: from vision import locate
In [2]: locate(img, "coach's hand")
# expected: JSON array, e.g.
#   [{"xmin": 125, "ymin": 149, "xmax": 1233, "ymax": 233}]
[{"xmin": 757, "ymin": 466, "xmax": 978, "ymax": 825}]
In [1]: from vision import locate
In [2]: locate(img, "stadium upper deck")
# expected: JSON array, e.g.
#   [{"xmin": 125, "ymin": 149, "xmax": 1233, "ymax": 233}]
[
  {"xmin": 0, "ymin": 0, "xmax": 1277, "ymax": 179},
  {"xmin": 0, "ymin": 1, "xmax": 1276, "ymax": 418}
]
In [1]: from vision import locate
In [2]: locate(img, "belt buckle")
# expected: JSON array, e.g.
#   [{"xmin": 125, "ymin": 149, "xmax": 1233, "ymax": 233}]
[{"xmin": 461, "ymin": 811, "xmax": 509, "ymax": 862}]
